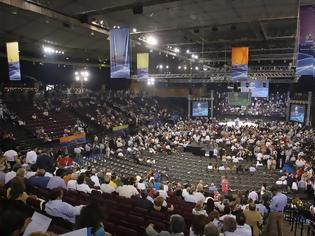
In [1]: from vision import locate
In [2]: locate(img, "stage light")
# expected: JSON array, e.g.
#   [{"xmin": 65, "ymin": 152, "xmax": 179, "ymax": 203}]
[
  {"xmin": 186, "ymin": 49, "xmax": 190, "ymax": 54},
  {"xmin": 166, "ymin": 65, "xmax": 169, "ymax": 69},
  {"xmin": 75, "ymin": 76, "xmax": 80, "ymax": 81},
  {"xmin": 147, "ymin": 78, "xmax": 155, "ymax": 86},
  {"xmin": 146, "ymin": 35, "xmax": 158, "ymax": 45},
  {"xmin": 75, "ymin": 71, "xmax": 79, "ymax": 75},
  {"xmin": 192, "ymin": 54, "xmax": 199, "ymax": 59},
  {"xmin": 159, "ymin": 64, "xmax": 163, "ymax": 69},
  {"xmin": 83, "ymin": 77, "xmax": 88, "ymax": 81},
  {"xmin": 195, "ymin": 66, "xmax": 199, "ymax": 71},
  {"xmin": 100, "ymin": 20, "xmax": 104, "ymax": 25},
  {"xmin": 133, "ymin": 28, "xmax": 137, "ymax": 33},
  {"xmin": 183, "ymin": 66, "xmax": 187, "ymax": 70},
  {"xmin": 178, "ymin": 66, "xmax": 182, "ymax": 69},
  {"xmin": 174, "ymin": 47, "xmax": 180, "ymax": 53}
]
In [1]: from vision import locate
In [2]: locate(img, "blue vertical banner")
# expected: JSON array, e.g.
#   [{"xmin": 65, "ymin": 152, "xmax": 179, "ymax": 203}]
[
  {"xmin": 6, "ymin": 42, "xmax": 21, "ymax": 81},
  {"xmin": 296, "ymin": 5, "xmax": 315, "ymax": 77},
  {"xmin": 137, "ymin": 53, "xmax": 149, "ymax": 80},
  {"xmin": 231, "ymin": 47, "xmax": 249, "ymax": 81},
  {"xmin": 110, "ymin": 28, "xmax": 130, "ymax": 78}
]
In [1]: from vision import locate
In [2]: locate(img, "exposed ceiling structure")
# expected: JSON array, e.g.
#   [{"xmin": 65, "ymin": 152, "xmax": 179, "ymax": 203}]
[{"xmin": 0, "ymin": 0, "xmax": 314, "ymax": 65}]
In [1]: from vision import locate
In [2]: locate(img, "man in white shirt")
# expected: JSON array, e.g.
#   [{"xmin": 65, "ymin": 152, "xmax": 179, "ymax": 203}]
[
  {"xmin": 25, "ymin": 149, "xmax": 37, "ymax": 165},
  {"xmin": 4, "ymin": 149, "xmax": 18, "ymax": 169},
  {"xmin": 100, "ymin": 175, "xmax": 115, "ymax": 194},
  {"xmin": 225, "ymin": 213, "xmax": 251, "ymax": 236},
  {"xmin": 76, "ymin": 174, "xmax": 92, "ymax": 193},
  {"xmin": 248, "ymin": 189, "xmax": 259, "ymax": 202},
  {"xmin": 116, "ymin": 184, "xmax": 139, "ymax": 198},
  {"xmin": 73, "ymin": 146, "xmax": 82, "ymax": 158}
]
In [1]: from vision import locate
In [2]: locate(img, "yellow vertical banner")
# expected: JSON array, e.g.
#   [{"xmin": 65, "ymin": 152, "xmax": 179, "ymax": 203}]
[
  {"xmin": 232, "ymin": 47, "xmax": 249, "ymax": 65},
  {"xmin": 6, "ymin": 42, "xmax": 21, "ymax": 81},
  {"xmin": 231, "ymin": 47, "xmax": 249, "ymax": 81},
  {"xmin": 137, "ymin": 53, "xmax": 149, "ymax": 80}
]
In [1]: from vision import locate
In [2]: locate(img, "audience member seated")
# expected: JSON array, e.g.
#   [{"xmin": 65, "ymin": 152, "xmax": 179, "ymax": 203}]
[
  {"xmin": 7, "ymin": 178, "xmax": 32, "ymax": 204},
  {"xmin": 146, "ymin": 214, "xmax": 186, "ymax": 236},
  {"xmin": 28, "ymin": 169, "xmax": 50, "ymax": 188},
  {"xmin": 45, "ymin": 188, "xmax": 82, "ymax": 223},
  {"xmin": 76, "ymin": 173, "xmax": 93, "ymax": 194},
  {"xmin": 116, "ymin": 177, "xmax": 139, "ymax": 198},
  {"xmin": 46, "ymin": 169, "xmax": 66, "ymax": 189},
  {"xmin": 75, "ymin": 203, "xmax": 107, "ymax": 236}
]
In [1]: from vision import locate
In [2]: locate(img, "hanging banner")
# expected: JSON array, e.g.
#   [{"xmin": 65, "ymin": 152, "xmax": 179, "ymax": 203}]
[
  {"xmin": 6, "ymin": 42, "xmax": 21, "ymax": 81},
  {"xmin": 110, "ymin": 27, "xmax": 130, "ymax": 79},
  {"xmin": 137, "ymin": 53, "xmax": 149, "ymax": 80},
  {"xmin": 296, "ymin": 5, "xmax": 315, "ymax": 77},
  {"xmin": 60, "ymin": 132, "xmax": 86, "ymax": 146},
  {"xmin": 231, "ymin": 47, "xmax": 249, "ymax": 81}
]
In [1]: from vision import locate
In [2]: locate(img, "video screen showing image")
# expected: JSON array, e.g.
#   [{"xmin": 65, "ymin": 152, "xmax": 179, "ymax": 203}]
[
  {"xmin": 192, "ymin": 101, "xmax": 208, "ymax": 117},
  {"xmin": 228, "ymin": 92, "xmax": 249, "ymax": 106},
  {"xmin": 241, "ymin": 80, "xmax": 269, "ymax": 98},
  {"xmin": 290, "ymin": 104, "xmax": 305, "ymax": 123}
]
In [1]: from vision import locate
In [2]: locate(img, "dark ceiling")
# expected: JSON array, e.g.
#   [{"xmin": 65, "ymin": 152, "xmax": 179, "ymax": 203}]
[{"xmin": 0, "ymin": 0, "xmax": 314, "ymax": 65}]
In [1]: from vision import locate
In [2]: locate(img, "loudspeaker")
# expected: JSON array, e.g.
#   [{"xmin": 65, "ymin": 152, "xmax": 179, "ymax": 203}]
[{"xmin": 133, "ymin": 3, "xmax": 143, "ymax": 14}]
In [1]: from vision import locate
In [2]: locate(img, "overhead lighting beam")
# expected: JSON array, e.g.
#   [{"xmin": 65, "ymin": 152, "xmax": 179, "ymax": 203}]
[{"xmin": 77, "ymin": 0, "xmax": 183, "ymax": 17}]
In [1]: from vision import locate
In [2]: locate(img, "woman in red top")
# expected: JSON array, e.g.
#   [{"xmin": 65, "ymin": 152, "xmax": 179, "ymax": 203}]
[{"xmin": 57, "ymin": 155, "xmax": 73, "ymax": 167}]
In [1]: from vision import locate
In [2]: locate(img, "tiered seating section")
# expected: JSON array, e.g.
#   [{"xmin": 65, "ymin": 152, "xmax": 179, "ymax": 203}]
[
  {"xmin": 0, "ymin": 186, "xmax": 196, "ymax": 236},
  {"xmin": 7, "ymin": 102, "xmax": 78, "ymax": 140}
]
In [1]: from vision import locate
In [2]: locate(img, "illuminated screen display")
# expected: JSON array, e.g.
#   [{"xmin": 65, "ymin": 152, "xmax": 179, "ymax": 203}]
[
  {"xmin": 228, "ymin": 92, "xmax": 249, "ymax": 106},
  {"xmin": 290, "ymin": 104, "xmax": 305, "ymax": 123},
  {"xmin": 192, "ymin": 101, "xmax": 208, "ymax": 117}
]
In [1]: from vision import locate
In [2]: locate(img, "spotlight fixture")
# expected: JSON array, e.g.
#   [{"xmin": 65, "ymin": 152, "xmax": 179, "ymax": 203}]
[
  {"xmin": 186, "ymin": 49, "xmax": 190, "ymax": 54},
  {"xmin": 166, "ymin": 65, "xmax": 169, "ymax": 69},
  {"xmin": 74, "ymin": 70, "xmax": 90, "ymax": 82},
  {"xmin": 159, "ymin": 64, "xmax": 163, "ymax": 69},
  {"xmin": 43, "ymin": 45, "xmax": 64, "ymax": 55},
  {"xmin": 133, "ymin": 28, "xmax": 137, "ymax": 33},
  {"xmin": 146, "ymin": 35, "xmax": 158, "ymax": 46},
  {"xmin": 183, "ymin": 66, "xmax": 187, "ymax": 70},
  {"xmin": 178, "ymin": 66, "xmax": 182, "ymax": 70},
  {"xmin": 192, "ymin": 54, "xmax": 199, "ymax": 59},
  {"xmin": 195, "ymin": 66, "xmax": 199, "ymax": 71},
  {"xmin": 174, "ymin": 47, "xmax": 180, "ymax": 53},
  {"xmin": 147, "ymin": 78, "xmax": 155, "ymax": 86}
]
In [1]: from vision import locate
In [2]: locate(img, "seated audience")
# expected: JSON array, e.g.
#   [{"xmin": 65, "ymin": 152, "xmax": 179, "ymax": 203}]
[{"xmin": 45, "ymin": 188, "xmax": 82, "ymax": 223}]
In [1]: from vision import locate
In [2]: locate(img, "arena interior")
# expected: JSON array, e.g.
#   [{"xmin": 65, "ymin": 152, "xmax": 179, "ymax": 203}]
[{"xmin": 0, "ymin": 0, "xmax": 315, "ymax": 236}]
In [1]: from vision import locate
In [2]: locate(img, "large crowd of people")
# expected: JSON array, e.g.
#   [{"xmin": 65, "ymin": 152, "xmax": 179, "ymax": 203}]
[
  {"xmin": 215, "ymin": 92, "xmax": 287, "ymax": 118},
  {"xmin": 0, "ymin": 88, "xmax": 314, "ymax": 236}
]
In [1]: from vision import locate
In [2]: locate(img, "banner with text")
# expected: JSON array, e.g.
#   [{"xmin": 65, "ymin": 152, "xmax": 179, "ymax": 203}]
[
  {"xmin": 137, "ymin": 53, "xmax": 149, "ymax": 80},
  {"xmin": 60, "ymin": 132, "xmax": 86, "ymax": 146},
  {"xmin": 231, "ymin": 47, "xmax": 249, "ymax": 81},
  {"xmin": 110, "ymin": 28, "xmax": 130, "ymax": 79},
  {"xmin": 6, "ymin": 42, "xmax": 21, "ymax": 81},
  {"xmin": 296, "ymin": 5, "xmax": 315, "ymax": 77}
]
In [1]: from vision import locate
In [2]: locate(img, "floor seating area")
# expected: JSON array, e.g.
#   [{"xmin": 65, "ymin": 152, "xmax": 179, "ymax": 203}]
[{"xmin": 80, "ymin": 152, "xmax": 280, "ymax": 191}]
